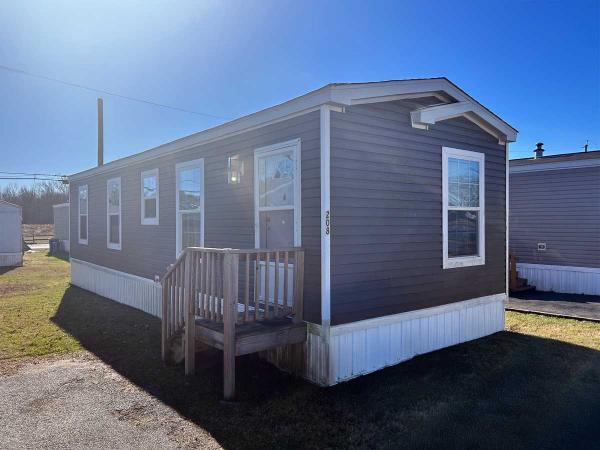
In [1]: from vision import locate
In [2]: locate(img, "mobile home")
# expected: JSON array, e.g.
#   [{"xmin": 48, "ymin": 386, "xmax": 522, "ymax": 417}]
[
  {"xmin": 0, "ymin": 200, "xmax": 23, "ymax": 267},
  {"xmin": 510, "ymin": 145, "xmax": 600, "ymax": 295},
  {"xmin": 53, "ymin": 203, "xmax": 70, "ymax": 253},
  {"xmin": 68, "ymin": 78, "xmax": 517, "ymax": 397}
]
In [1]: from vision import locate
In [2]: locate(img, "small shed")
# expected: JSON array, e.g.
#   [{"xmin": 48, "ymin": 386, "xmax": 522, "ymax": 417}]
[
  {"xmin": 0, "ymin": 200, "xmax": 23, "ymax": 267},
  {"xmin": 52, "ymin": 203, "xmax": 70, "ymax": 253}
]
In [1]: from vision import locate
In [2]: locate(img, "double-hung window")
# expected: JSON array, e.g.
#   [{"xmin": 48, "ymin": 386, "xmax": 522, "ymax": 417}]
[
  {"xmin": 442, "ymin": 147, "xmax": 485, "ymax": 269},
  {"xmin": 106, "ymin": 177, "xmax": 122, "ymax": 250},
  {"xmin": 176, "ymin": 159, "xmax": 204, "ymax": 256},
  {"xmin": 78, "ymin": 185, "xmax": 88, "ymax": 245},
  {"xmin": 141, "ymin": 169, "xmax": 159, "ymax": 225}
]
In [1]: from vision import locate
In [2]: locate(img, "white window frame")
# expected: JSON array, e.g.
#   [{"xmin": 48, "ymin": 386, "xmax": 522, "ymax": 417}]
[
  {"xmin": 106, "ymin": 177, "xmax": 122, "ymax": 251},
  {"xmin": 442, "ymin": 147, "xmax": 485, "ymax": 269},
  {"xmin": 175, "ymin": 158, "xmax": 204, "ymax": 257},
  {"xmin": 141, "ymin": 168, "xmax": 159, "ymax": 225},
  {"xmin": 253, "ymin": 138, "xmax": 302, "ymax": 248},
  {"xmin": 78, "ymin": 184, "xmax": 88, "ymax": 245}
]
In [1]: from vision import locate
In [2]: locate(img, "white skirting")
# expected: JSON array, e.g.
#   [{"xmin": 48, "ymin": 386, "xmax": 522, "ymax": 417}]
[
  {"xmin": 517, "ymin": 263, "xmax": 600, "ymax": 296},
  {"xmin": 60, "ymin": 240, "xmax": 70, "ymax": 253},
  {"xmin": 265, "ymin": 293, "xmax": 506, "ymax": 386},
  {"xmin": 0, "ymin": 252, "xmax": 22, "ymax": 267},
  {"xmin": 70, "ymin": 258, "xmax": 162, "ymax": 318}
]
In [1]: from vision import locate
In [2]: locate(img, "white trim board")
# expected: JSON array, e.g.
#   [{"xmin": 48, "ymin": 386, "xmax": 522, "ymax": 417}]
[
  {"xmin": 517, "ymin": 263, "xmax": 600, "ymax": 296},
  {"xmin": 510, "ymin": 158, "xmax": 600, "ymax": 173},
  {"xmin": 70, "ymin": 258, "xmax": 162, "ymax": 317},
  {"xmin": 69, "ymin": 78, "xmax": 516, "ymax": 182},
  {"xmin": 320, "ymin": 105, "xmax": 331, "ymax": 326}
]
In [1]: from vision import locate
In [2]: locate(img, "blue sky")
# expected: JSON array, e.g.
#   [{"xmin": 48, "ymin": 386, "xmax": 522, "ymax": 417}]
[{"xmin": 0, "ymin": 0, "xmax": 598, "ymax": 187}]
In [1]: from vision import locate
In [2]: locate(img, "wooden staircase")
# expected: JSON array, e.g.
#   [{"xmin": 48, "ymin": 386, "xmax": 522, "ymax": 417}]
[
  {"xmin": 509, "ymin": 254, "xmax": 535, "ymax": 293},
  {"xmin": 161, "ymin": 247, "xmax": 306, "ymax": 399}
]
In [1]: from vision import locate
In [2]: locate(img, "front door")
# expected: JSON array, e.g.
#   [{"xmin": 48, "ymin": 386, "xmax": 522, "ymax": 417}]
[
  {"xmin": 254, "ymin": 140, "xmax": 301, "ymax": 305},
  {"xmin": 254, "ymin": 140, "xmax": 300, "ymax": 248}
]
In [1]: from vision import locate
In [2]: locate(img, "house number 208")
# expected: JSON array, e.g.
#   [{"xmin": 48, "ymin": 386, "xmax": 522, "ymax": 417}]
[{"xmin": 325, "ymin": 210, "xmax": 330, "ymax": 235}]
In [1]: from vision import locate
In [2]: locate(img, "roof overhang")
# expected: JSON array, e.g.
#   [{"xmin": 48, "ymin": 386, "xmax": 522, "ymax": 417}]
[{"xmin": 70, "ymin": 78, "xmax": 517, "ymax": 181}]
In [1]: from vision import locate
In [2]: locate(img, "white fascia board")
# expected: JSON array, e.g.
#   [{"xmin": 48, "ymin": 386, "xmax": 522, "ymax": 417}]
[
  {"xmin": 411, "ymin": 102, "xmax": 516, "ymax": 144},
  {"xmin": 510, "ymin": 158, "xmax": 600, "ymax": 173},
  {"xmin": 70, "ymin": 78, "xmax": 516, "ymax": 181}
]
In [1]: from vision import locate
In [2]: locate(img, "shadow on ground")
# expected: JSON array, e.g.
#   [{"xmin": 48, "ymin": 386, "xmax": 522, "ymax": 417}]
[
  {"xmin": 52, "ymin": 286, "xmax": 600, "ymax": 449},
  {"xmin": 511, "ymin": 288, "xmax": 600, "ymax": 304}
]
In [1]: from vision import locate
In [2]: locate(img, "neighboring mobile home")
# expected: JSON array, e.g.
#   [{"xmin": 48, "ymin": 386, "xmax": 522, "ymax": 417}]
[
  {"xmin": 510, "ymin": 145, "xmax": 600, "ymax": 295},
  {"xmin": 0, "ymin": 200, "xmax": 23, "ymax": 267},
  {"xmin": 53, "ymin": 203, "xmax": 70, "ymax": 253},
  {"xmin": 68, "ymin": 78, "xmax": 517, "ymax": 396}
]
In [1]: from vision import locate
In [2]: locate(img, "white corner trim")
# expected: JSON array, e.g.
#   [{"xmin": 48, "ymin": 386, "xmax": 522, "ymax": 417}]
[
  {"xmin": 70, "ymin": 258, "xmax": 162, "ymax": 317},
  {"xmin": 505, "ymin": 142, "xmax": 510, "ymax": 296},
  {"xmin": 175, "ymin": 158, "xmax": 205, "ymax": 257},
  {"xmin": 320, "ymin": 105, "xmax": 331, "ymax": 326},
  {"xmin": 516, "ymin": 263, "xmax": 600, "ymax": 296},
  {"xmin": 141, "ymin": 168, "xmax": 159, "ymax": 225},
  {"xmin": 510, "ymin": 157, "xmax": 600, "ymax": 173},
  {"xmin": 442, "ymin": 147, "xmax": 486, "ymax": 269}
]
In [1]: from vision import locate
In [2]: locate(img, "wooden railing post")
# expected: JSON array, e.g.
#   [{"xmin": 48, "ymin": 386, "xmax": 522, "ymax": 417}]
[
  {"xmin": 161, "ymin": 277, "xmax": 169, "ymax": 361},
  {"xmin": 293, "ymin": 250, "xmax": 304, "ymax": 322},
  {"xmin": 223, "ymin": 251, "xmax": 239, "ymax": 400},
  {"xmin": 184, "ymin": 251, "xmax": 196, "ymax": 375}
]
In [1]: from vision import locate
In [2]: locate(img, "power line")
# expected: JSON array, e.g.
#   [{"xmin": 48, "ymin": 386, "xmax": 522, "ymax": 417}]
[
  {"xmin": 0, "ymin": 63, "xmax": 231, "ymax": 120},
  {"xmin": 0, "ymin": 177, "xmax": 66, "ymax": 182},
  {"xmin": 0, "ymin": 171, "xmax": 67, "ymax": 177}
]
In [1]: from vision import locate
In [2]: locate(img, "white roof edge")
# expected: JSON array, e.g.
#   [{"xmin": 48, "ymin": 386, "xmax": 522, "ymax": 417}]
[
  {"xmin": 69, "ymin": 78, "xmax": 517, "ymax": 181},
  {"xmin": 510, "ymin": 158, "xmax": 600, "ymax": 173},
  {"xmin": 53, "ymin": 203, "xmax": 70, "ymax": 208},
  {"xmin": 0, "ymin": 199, "xmax": 22, "ymax": 209}
]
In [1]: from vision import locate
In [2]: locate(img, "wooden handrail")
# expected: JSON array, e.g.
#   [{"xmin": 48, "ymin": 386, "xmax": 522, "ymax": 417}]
[
  {"xmin": 185, "ymin": 246, "xmax": 304, "ymax": 255},
  {"xmin": 162, "ymin": 246, "xmax": 305, "ymax": 365}
]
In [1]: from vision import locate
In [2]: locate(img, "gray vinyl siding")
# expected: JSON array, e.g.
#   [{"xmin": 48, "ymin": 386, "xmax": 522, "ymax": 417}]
[
  {"xmin": 509, "ymin": 166, "xmax": 600, "ymax": 268},
  {"xmin": 70, "ymin": 111, "xmax": 322, "ymax": 324},
  {"xmin": 330, "ymin": 100, "xmax": 507, "ymax": 325}
]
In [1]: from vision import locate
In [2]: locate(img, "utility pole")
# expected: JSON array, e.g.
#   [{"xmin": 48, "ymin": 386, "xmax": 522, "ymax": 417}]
[{"xmin": 97, "ymin": 98, "xmax": 104, "ymax": 166}]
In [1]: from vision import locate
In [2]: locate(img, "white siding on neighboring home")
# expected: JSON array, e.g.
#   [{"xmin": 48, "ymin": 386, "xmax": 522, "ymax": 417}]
[
  {"xmin": 0, "ymin": 201, "xmax": 22, "ymax": 267},
  {"xmin": 53, "ymin": 204, "xmax": 70, "ymax": 252}
]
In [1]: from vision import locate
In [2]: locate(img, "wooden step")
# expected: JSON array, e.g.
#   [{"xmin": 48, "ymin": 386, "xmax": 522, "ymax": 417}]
[{"xmin": 195, "ymin": 317, "xmax": 307, "ymax": 356}]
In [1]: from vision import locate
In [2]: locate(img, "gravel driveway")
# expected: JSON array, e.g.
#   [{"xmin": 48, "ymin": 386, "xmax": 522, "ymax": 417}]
[{"xmin": 0, "ymin": 353, "xmax": 221, "ymax": 450}]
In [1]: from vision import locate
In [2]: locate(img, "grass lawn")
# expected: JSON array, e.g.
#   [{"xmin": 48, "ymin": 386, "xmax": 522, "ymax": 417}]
[{"xmin": 1, "ymin": 251, "xmax": 599, "ymax": 448}]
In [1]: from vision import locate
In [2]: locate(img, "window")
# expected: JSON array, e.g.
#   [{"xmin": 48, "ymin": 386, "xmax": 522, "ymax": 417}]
[
  {"xmin": 78, "ymin": 185, "xmax": 88, "ymax": 245},
  {"xmin": 106, "ymin": 177, "xmax": 121, "ymax": 250},
  {"xmin": 254, "ymin": 139, "xmax": 301, "ymax": 248},
  {"xmin": 141, "ymin": 169, "xmax": 159, "ymax": 225},
  {"xmin": 176, "ymin": 159, "xmax": 204, "ymax": 256},
  {"xmin": 442, "ymin": 147, "xmax": 485, "ymax": 269}
]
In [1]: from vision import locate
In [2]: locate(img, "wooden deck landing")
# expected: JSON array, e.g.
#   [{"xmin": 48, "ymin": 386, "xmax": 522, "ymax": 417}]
[{"xmin": 195, "ymin": 317, "xmax": 307, "ymax": 356}]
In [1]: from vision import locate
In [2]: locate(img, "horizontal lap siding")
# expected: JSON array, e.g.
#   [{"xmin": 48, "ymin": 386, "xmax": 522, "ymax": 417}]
[
  {"xmin": 509, "ymin": 167, "xmax": 600, "ymax": 268},
  {"xmin": 70, "ymin": 111, "xmax": 321, "ymax": 323},
  {"xmin": 330, "ymin": 101, "xmax": 507, "ymax": 326}
]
